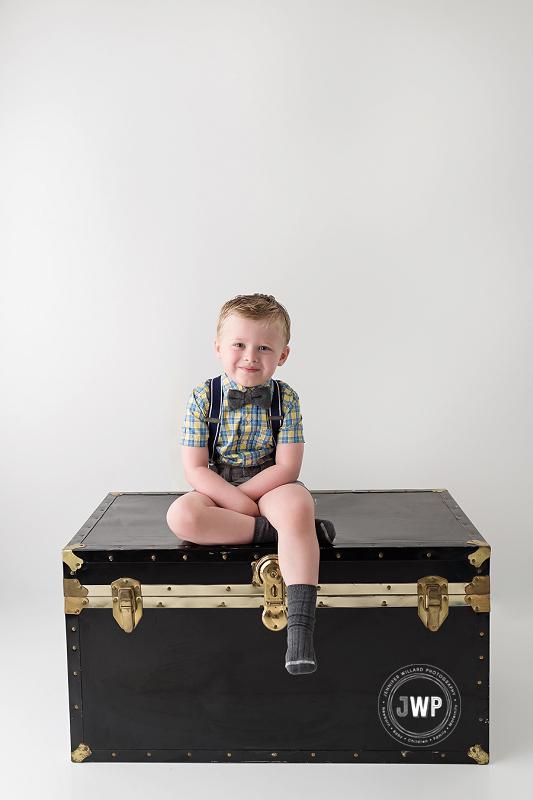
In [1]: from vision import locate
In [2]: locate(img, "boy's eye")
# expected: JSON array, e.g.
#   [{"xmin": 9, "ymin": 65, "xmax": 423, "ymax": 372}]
[{"xmin": 233, "ymin": 343, "xmax": 270, "ymax": 350}]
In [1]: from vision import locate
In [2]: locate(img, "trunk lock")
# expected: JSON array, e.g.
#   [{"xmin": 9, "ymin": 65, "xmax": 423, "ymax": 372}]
[
  {"xmin": 111, "ymin": 577, "xmax": 143, "ymax": 633},
  {"xmin": 418, "ymin": 575, "xmax": 449, "ymax": 631},
  {"xmin": 251, "ymin": 554, "xmax": 287, "ymax": 631}
]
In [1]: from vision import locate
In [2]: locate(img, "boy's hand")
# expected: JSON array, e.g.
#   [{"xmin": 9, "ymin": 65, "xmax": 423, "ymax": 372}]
[{"xmin": 229, "ymin": 487, "xmax": 260, "ymax": 517}]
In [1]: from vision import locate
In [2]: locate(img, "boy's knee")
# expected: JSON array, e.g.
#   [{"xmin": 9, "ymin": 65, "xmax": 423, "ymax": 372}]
[{"xmin": 166, "ymin": 496, "xmax": 204, "ymax": 540}]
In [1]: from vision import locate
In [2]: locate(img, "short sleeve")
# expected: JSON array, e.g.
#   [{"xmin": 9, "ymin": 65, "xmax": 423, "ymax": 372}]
[
  {"xmin": 180, "ymin": 382, "xmax": 210, "ymax": 447},
  {"xmin": 278, "ymin": 384, "xmax": 305, "ymax": 444}
]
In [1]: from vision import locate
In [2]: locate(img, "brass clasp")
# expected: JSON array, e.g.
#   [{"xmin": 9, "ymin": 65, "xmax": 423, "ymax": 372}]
[
  {"xmin": 111, "ymin": 578, "xmax": 143, "ymax": 633},
  {"xmin": 251, "ymin": 554, "xmax": 287, "ymax": 631},
  {"xmin": 417, "ymin": 575, "xmax": 449, "ymax": 631}
]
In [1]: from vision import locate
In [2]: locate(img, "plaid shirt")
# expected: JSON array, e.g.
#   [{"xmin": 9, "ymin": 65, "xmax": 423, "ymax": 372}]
[{"xmin": 181, "ymin": 372, "xmax": 305, "ymax": 467}]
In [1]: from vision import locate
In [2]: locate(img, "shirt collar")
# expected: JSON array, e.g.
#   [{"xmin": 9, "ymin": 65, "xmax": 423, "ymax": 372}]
[{"xmin": 221, "ymin": 372, "xmax": 273, "ymax": 393}]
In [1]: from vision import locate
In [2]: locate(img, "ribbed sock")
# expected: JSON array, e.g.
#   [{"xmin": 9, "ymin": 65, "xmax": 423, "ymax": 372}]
[
  {"xmin": 285, "ymin": 584, "xmax": 317, "ymax": 675},
  {"xmin": 252, "ymin": 517, "xmax": 336, "ymax": 546}
]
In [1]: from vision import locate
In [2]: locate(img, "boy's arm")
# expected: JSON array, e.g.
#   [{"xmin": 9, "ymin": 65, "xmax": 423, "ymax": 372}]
[
  {"xmin": 181, "ymin": 445, "xmax": 260, "ymax": 516},
  {"xmin": 236, "ymin": 443, "xmax": 304, "ymax": 502}
]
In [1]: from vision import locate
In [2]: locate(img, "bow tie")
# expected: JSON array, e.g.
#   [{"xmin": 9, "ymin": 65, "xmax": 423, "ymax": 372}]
[{"xmin": 227, "ymin": 386, "xmax": 271, "ymax": 410}]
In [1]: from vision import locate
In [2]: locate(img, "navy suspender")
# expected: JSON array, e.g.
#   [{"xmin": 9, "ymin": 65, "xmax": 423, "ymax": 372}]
[
  {"xmin": 206, "ymin": 375, "xmax": 223, "ymax": 466},
  {"xmin": 206, "ymin": 375, "xmax": 283, "ymax": 466}
]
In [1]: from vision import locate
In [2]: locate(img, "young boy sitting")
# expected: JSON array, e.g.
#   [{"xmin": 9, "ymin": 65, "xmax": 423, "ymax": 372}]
[{"xmin": 166, "ymin": 293, "xmax": 335, "ymax": 675}]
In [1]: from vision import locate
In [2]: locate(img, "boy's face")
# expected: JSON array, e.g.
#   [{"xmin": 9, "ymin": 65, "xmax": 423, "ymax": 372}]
[{"xmin": 214, "ymin": 314, "xmax": 289, "ymax": 387}]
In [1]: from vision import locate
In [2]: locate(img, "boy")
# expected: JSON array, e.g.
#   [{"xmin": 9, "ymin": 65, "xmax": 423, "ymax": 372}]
[{"xmin": 166, "ymin": 293, "xmax": 335, "ymax": 675}]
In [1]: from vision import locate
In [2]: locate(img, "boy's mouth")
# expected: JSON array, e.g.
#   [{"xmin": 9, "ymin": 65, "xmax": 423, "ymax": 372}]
[{"xmin": 240, "ymin": 367, "xmax": 260, "ymax": 372}]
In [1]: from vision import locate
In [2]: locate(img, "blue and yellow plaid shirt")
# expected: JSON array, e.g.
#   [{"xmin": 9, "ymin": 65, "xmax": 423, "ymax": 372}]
[{"xmin": 181, "ymin": 372, "xmax": 305, "ymax": 466}]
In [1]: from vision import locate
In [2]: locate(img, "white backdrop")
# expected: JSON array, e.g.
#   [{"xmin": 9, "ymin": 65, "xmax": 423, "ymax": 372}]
[{"xmin": 1, "ymin": 1, "xmax": 532, "ymax": 797}]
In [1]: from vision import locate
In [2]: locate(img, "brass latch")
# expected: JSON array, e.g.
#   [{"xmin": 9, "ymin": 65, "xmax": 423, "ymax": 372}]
[
  {"xmin": 251, "ymin": 554, "xmax": 286, "ymax": 631},
  {"xmin": 417, "ymin": 575, "xmax": 449, "ymax": 631},
  {"xmin": 111, "ymin": 578, "xmax": 143, "ymax": 633},
  {"xmin": 465, "ymin": 575, "xmax": 490, "ymax": 613}
]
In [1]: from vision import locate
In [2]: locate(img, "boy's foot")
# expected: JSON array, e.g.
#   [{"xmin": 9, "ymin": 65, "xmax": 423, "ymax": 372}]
[
  {"xmin": 315, "ymin": 519, "xmax": 336, "ymax": 545},
  {"xmin": 285, "ymin": 583, "xmax": 317, "ymax": 675},
  {"xmin": 252, "ymin": 517, "xmax": 336, "ymax": 546}
]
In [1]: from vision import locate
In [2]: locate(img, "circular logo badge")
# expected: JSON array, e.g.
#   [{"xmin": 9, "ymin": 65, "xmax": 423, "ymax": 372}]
[{"xmin": 378, "ymin": 664, "xmax": 461, "ymax": 747}]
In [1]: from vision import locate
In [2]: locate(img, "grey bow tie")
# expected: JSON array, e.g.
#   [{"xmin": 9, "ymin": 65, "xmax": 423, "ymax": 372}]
[{"xmin": 227, "ymin": 386, "xmax": 271, "ymax": 410}]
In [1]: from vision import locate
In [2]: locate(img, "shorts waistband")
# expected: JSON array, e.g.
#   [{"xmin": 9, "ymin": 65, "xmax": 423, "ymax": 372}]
[{"xmin": 209, "ymin": 457, "xmax": 275, "ymax": 481}]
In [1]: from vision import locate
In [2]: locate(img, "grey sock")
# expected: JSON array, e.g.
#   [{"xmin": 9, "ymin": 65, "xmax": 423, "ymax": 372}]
[
  {"xmin": 252, "ymin": 515, "xmax": 278, "ymax": 544},
  {"xmin": 285, "ymin": 584, "xmax": 317, "ymax": 675},
  {"xmin": 252, "ymin": 517, "xmax": 336, "ymax": 546}
]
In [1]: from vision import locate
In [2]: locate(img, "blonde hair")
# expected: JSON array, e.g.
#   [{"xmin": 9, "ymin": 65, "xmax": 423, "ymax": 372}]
[{"xmin": 216, "ymin": 294, "xmax": 291, "ymax": 347}]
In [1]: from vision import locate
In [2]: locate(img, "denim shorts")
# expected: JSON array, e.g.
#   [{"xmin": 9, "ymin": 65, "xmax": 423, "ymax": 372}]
[{"xmin": 192, "ymin": 456, "xmax": 307, "ymax": 490}]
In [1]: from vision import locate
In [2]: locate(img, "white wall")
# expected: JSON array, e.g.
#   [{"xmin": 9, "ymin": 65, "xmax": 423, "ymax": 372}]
[{"xmin": 1, "ymin": 1, "xmax": 532, "ymax": 792}]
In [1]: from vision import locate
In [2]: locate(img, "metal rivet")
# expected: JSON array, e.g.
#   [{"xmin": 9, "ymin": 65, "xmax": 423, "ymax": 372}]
[
  {"xmin": 157, "ymin": 602, "xmax": 163, "ymax": 607},
  {"xmin": 82, "ymin": 599, "xmax": 88, "ymax": 605},
  {"xmin": 311, "ymin": 752, "xmax": 315, "ymax": 757},
  {"xmin": 401, "ymin": 751, "xmax": 407, "ymax": 757},
  {"xmin": 271, "ymin": 752, "xmax": 277, "ymax": 757},
  {"xmin": 477, "ymin": 568, "xmax": 482, "ymax": 573},
  {"xmin": 187, "ymin": 752, "xmax": 192, "ymax": 757},
  {"xmin": 479, "ymin": 632, "xmax": 484, "ymax": 636},
  {"xmin": 108, "ymin": 555, "xmax": 113, "ymax": 561},
  {"xmin": 353, "ymin": 753, "xmax": 358, "ymax": 757},
  {"xmin": 478, "ymin": 717, "xmax": 483, "ymax": 722},
  {"xmin": 112, "ymin": 753, "xmax": 116, "ymax": 757},
  {"xmin": 381, "ymin": 601, "xmax": 387, "ymax": 606},
  {"xmin": 70, "ymin": 571, "xmax": 75, "ymax": 576},
  {"xmin": 151, "ymin": 555, "xmax": 156, "ymax": 560},
  {"xmin": 147, "ymin": 752, "xmax": 151, "ymax": 757},
  {"xmin": 477, "ymin": 680, "xmax": 482, "ymax": 685},
  {"xmin": 227, "ymin": 753, "xmax": 231, "ymax": 757},
  {"xmin": 183, "ymin": 554, "xmax": 188, "ymax": 560},
  {"xmin": 72, "ymin": 646, "xmax": 77, "ymax": 651},
  {"xmin": 479, "ymin": 655, "xmax": 484, "ymax": 660},
  {"xmin": 167, "ymin": 587, "xmax": 172, "ymax": 591},
  {"xmin": 73, "ymin": 671, "xmax": 78, "ymax": 676},
  {"xmin": 336, "ymin": 553, "xmax": 341, "ymax": 558},
  {"xmin": 426, "ymin": 553, "xmax": 431, "ymax": 557},
  {"xmin": 71, "ymin": 627, "xmax": 76, "ymax": 632},
  {"xmin": 226, "ymin": 586, "xmax": 231, "ymax": 591},
  {"xmin": 254, "ymin": 554, "xmax": 259, "ymax": 559},
  {"xmin": 387, "ymin": 585, "xmax": 391, "ymax": 590},
  {"xmin": 113, "ymin": 598, "xmax": 118, "ymax": 603},
  {"xmin": 222, "ymin": 554, "xmax": 227, "ymax": 560},
  {"xmin": 378, "ymin": 553, "xmax": 383, "ymax": 558},
  {"xmin": 74, "ymin": 705, "xmax": 79, "ymax": 710},
  {"xmin": 441, "ymin": 753, "xmax": 445, "ymax": 758}
]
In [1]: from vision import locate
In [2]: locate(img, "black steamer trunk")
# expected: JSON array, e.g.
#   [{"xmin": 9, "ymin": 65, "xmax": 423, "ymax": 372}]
[{"xmin": 63, "ymin": 489, "xmax": 490, "ymax": 765}]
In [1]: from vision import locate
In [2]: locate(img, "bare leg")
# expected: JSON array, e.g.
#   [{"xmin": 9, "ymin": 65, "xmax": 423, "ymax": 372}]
[
  {"xmin": 258, "ymin": 484, "xmax": 319, "ymax": 586},
  {"xmin": 166, "ymin": 492, "xmax": 255, "ymax": 545}
]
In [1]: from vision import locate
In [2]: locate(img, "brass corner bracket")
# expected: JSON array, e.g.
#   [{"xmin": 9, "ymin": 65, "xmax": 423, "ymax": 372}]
[
  {"xmin": 71, "ymin": 743, "xmax": 92, "ymax": 762},
  {"xmin": 465, "ymin": 576, "xmax": 490, "ymax": 613},
  {"xmin": 467, "ymin": 540, "xmax": 491, "ymax": 568},
  {"xmin": 64, "ymin": 579, "xmax": 89, "ymax": 615},
  {"xmin": 467, "ymin": 744, "xmax": 489, "ymax": 764},
  {"xmin": 62, "ymin": 545, "xmax": 84, "ymax": 572}
]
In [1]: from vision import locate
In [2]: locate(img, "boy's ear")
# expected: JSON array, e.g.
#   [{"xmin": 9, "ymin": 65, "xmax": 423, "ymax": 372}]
[
  {"xmin": 214, "ymin": 338, "xmax": 221, "ymax": 359},
  {"xmin": 277, "ymin": 345, "xmax": 290, "ymax": 366}
]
